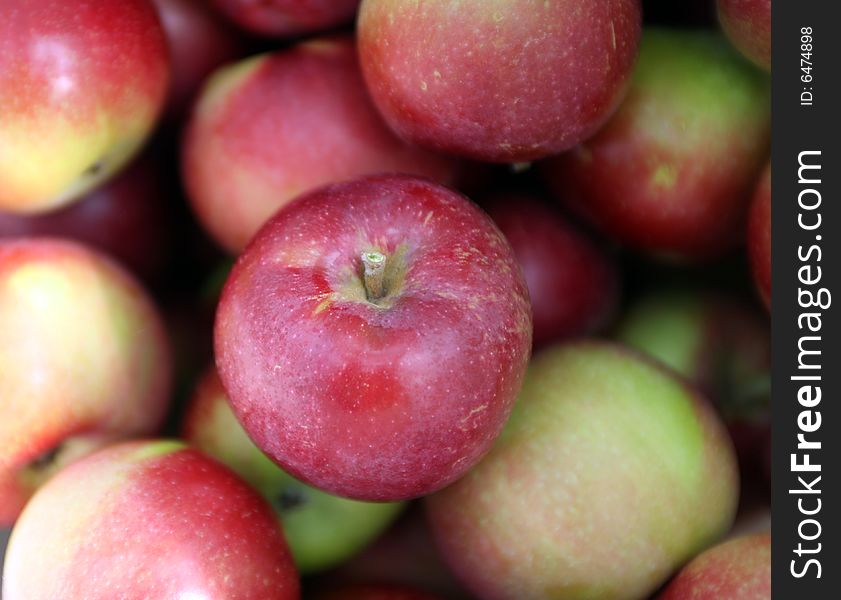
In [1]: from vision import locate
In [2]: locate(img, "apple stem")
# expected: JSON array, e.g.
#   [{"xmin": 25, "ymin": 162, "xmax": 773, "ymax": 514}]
[{"xmin": 361, "ymin": 251, "xmax": 387, "ymax": 301}]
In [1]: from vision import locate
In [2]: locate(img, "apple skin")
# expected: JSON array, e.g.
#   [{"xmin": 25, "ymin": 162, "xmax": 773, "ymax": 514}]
[
  {"xmin": 426, "ymin": 342, "xmax": 739, "ymax": 600},
  {"xmin": 318, "ymin": 584, "xmax": 444, "ymax": 600},
  {"xmin": 543, "ymin": 29, "xmax": 770, "ymax": 261},
  {"xmin": 0, "ymin": 238, "xmax": 172, "ymax": 525},
  {"xmin": 658, "ymin": 533, "xmax": 771, "ymax": 599},
  {"xmin": 210, "ymin": 0, "xmax": 360, "ymax": 37},
  {"xmin": 215, "ymin": 174, "xmax": 532, "ymax": 501},
  {"xmin": 357, "ymin": 0, "xmax": 641, "ymax": 163},
  {"xmin": 182, "ymin": 366, "xmax": 405, "ymax": 573},
  {"xmin": 0, "ymin": 0, "xmax": 170, "ymax": 214},
  {"xmin": 485, "ymin": 193, "xmax": 620, "ymax": 346},
  {"xmin": 2, "ymin": 440, "xmax": 300, "ymax": 600},
  {"xmin": 183, "ymin": 36, "xmax": 455, "ymax": 254},
  {"xmin": 747, "ymin": 163, "xmax": 771, "ymax": 309},
  {"xmin": 717, "ymin": 0, "xmax": 771, "ymax": 71}
]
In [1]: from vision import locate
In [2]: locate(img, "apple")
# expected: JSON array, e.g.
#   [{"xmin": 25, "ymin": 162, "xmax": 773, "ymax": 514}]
[
  {"xmin": 215, "ymin": 174, "xmax": 532, "ymax": 501},
  {"xmin": 318, "ymin": 584, "xmax": 444, "ymax": 600},
  {"xmin": 717, "ymin": 0, "xmax": 772, "ymax": 71},
  {"xmin": 357, "ymin": 0, "xmax": 641, "ymax": 163},
  {"xmin": 209, "ymin": 0, "xmax": 360, "ymax": 38},
  {"xmin": 485, "ymin": 192, "xmax": 620, "ymax": 346},
  {"xmin": 183, "ymin": 366, "xmax": 405, "ymax": 573},
  {"xmin": 748, "ymin": 163, "xmax": 771, "ymax": 309},
  {"xmin": 0, "ymin": 238, "xmax": 172, "ymax": 525},
  {"xmin": 543, "ymin": 28, "xmax": 770, "ymax": 261},
  {"xmin": 151, "ymin": 0, "xmax": 245, "ymax": 119},
  {"xmin": 2, "ymin": 440, "xmax": 300, "ymax": 599},
  {"xmin": 657, "ymin": 532, "xmax": 771, "ymax": 599},
  {"xmin": 426, "ymin": 342, "xmax": 739, "ymax": 600},
  {"xmin": 0, "ymin": 0, "xmax": 170, "ymax": 214},
  {"xmin": 183, "ymin": 36, "xmax": 456, "ymax": 254}
]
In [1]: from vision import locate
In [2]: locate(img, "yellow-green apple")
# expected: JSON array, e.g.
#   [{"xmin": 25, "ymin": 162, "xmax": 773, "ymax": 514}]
[
  {"xmin": 183, "ymin": 366, "xmax": 405, "ymax": 573},
  {"xmin": 543, "ymin": 29, "xmax": 770, "ymax": 261},
  {"xmin": 358, "ymin": 0, "xmax": 641, "ymax": 162},
  {"xmin": 718, "ymin": 0, "xmax": 771, "ymax": 71},
  {"xmin": 318, "ymin": 584, "xmax": 444, "ymax": 600},
  {"xmin": 426, "ymin": 342, "xmax": 739, "ymax": 600},
  {"xmin": 215, "ymin": 175, "xmax": 532, "ymax": 501},
  {"xmin": 0, "ymin": 0, "xmax": 170, "ymax": 214},
  {"xmin": 658, "ymin": 532, "xmax": 771, "ymax": 599},
  {"xmin": 2, "ymin": 440, "xmax": 300, "ymax": 600},
  {"xmin": 183, "ymin": 36, "xmax": 455, "ymax": 254},
  {"xmin": 0, "ymin": 238, "xmax": 171, "ymax": 525},
  {"xmin": 748, "ymin": 163, "xmax": 771, "ymax": 309},
  {"xmin": 210, "ymin": 0, "xmax": 360, "ymax": 37}
]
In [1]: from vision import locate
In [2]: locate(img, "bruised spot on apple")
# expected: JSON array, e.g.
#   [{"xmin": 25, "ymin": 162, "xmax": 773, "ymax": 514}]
[
  {"xmin": 748, "ymin": 163, "xmax": 771, "ymax": 310},
  {"xmin": 215, "ymin": 175, "xmax": 533, "ymax": 502}
]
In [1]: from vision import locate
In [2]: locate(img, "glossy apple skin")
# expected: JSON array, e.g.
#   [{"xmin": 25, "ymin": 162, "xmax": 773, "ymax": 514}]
[
  {"xmin": 658, "ymin": 533, "xmax": 771, "ymax": 599},
  {"xmin": 486, "ymin": 193, "xmax": 619, "ymax": 346},
  {"xmin": 151, "ymin": 0, "xmax": 245, "ymax": 119},
  {"xmin": 215, "ymin": 175, "xmax": 532, "ymax": 501},
  {"xmin": 210, "ymin": 0, "xmax": 360, "ymax": 37},
  {"xmin": 718, "ymin": 0, "xmax": 771, "ymax": 71},
  {"xmin": 183, "ymin": 366, "xmax": 405, "ymax": 573},
  {"xmin": 426, "ymin": 342, "xmax": 739, "ymax": 600},
  {"xmin": 0, "ymin": 0, "xmax": 169, "ymax": 214},
  {"xmin": 0, "ymin": 239, "xmax": 171, "ymax": 525},
  {"xmin": 318, "ymin": 584, "xmax": 443, "ymax": 600},
  {"xmin": 358, "ymin": 0, "xmax": 641, "ymax": 163},
  {"xmin": 543, "ymin": 29, "xmax": 770, "ymax": 261},
  {"xmin": 748, "ymin": 163, "xmax": 771, "ymax": 309},
  {"xmin": 2, "ymin": 441, "xmax": 300, "ymax": 600},
  {"xmin": 183, "ymin": 36, "xmax": 455, "ymax": 254}
]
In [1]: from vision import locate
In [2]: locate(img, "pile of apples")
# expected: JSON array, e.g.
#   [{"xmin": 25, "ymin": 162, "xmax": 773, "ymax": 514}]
[{"xmin": 0, "ymin": 0, "xmax": 771, "ymax": 599}]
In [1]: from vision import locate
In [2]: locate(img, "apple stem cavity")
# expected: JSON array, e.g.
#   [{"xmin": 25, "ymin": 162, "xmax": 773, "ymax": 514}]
[{"xmin": 361, "ymin": 251, "xmax": 388, "ymax": 302}]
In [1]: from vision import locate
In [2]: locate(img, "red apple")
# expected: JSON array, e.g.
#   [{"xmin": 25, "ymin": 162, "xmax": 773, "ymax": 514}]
[
  {"xmin": 0, "ymin": 238, "xmax": 172, "ymax": 525},
  {"xmin": 658, "ymin": 533, "xmax": 771, "ymax": 599},
  {"xmin": 0, "ymin": 0, "xmax": 170, "ymax": 214},
  {"xmin": 210, "ymin": 0, "xmax": 360, "ymax": 37},
  {"xmin": 748, "ymin": 163, "xmax": 771, "ymax": 309},
  {"xmin": 485, "ymin": 192, "xmax": 619, "ymax": 346},
  {"xmin": 2, "ymin": 440, "xmax": 300, "ymax": 599},
  {"xmin": 215, "ymin": 175, "xmax": 532, "ymax": 501},
  {"xmin": 543, "ymin": 29, "xmax": 770, "ymax": 261},
  {"xmin": 718, "ymin": 0, "xmax": 772, "ymax": 71},
  {"xmin": 151, "ymin": 0, "xmax": 246, "ymax": 119},
  {"xmin": 318, "ymin": 584, "xmax": 443, "ymax": 600},
  {"xmin": 183, "ymin": 36, "xmax": 456, "ymax": 254},
  {"xmin": 358, "ymin": 0, "xmax": 641, "ymax": 162}
]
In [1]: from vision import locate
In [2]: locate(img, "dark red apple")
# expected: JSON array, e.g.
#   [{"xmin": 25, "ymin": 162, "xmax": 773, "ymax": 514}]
[
  {"xmin": 485, "ymin": 193, "xmax": 619, "ymax": 346},
  {"xmin": 358, "ymin": 0, "xmax": 641, "ymax": 163},
  {"xmin": 318, "ymin": 584, "xmax": 443, "ymax": 600},
  {"xmin": 215, "ymin": 175, "xmax": 532, "ymax": 501},
  {"xmin": 748, "ymin": 163, "xmax": 771, "ymax": 309},
  {"xmin": 543, "ymin": 29, "xmax": 770, "ymax": 261},
  {"xmin": 183, "ymin": 36, "xmax": 456, "ymax": 253},
  {"xmin": 209, "ymin": 0, "xmax": 360, "ymax": 37},
  {"xmin": 718, "ymin": 0, "xmax": 771, "ymax": 71}
]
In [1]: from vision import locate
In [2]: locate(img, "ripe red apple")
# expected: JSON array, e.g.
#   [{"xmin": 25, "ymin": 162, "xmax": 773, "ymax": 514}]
[
  {"xmin": 485, "ymin": 192, "xmax": 619, "ymax": 346},
  {"xmin": 215, "ymin": 175, "xmax": 532, "ymax": 501},
  {"xmin": 2, "ymin": 441, "xmax": 300, "ymax": 599},
  {"xmin": 717, "ymin": 0, "xmax": 771, "ymax": 71},
  {"xmin": 0, "ymin": 0, "xmax": 170, "ymax": 214},
  {"xmin": 0, "ymin": 238, "xmax": 171, "ymax": 525},
  {"xmin": 748, "ymin": 163, "xmax": 771, "ymax": 309},
  {"xmin": 658, "ymin": 533, "xmax": 771, "ymax": 599},
  {"xmin": 426, "ymin": 342, "xmax": 738, "ymax": 600},
  {"xmin": 183, "ymin": 36, "xmax": 455, "ymax": 253},
  {"xmin": 210, "ymin": 0, "xmax": 360, "ymax": 37},
  {"xmin": 543, "ymin": 29, "xmax": 770, "ymax": 261},
  {"xmin": 151, "ymin": 0, "xmax": 246, "ymax": 119},
  {"xmin": 357, "ymin": 0, "xmax": 641, "ymax": 163},
  {"xmin": 318, "ymin": 584, "xmax": 443, "ymax": 600}
]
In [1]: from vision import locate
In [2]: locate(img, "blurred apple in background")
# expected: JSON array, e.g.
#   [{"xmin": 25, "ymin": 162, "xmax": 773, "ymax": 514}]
[
  {"xmin": 427, "ymin": 342, "xmax": 738, "ymax": 600},
  {"xmin": 210, "ymin": 0, "xmax": 360, "ymax": 38},
  {"xmin": 543, "ymin": 29, "xmax": 770, "ymax": 261},
  {"xmin": 717, "ymin": 0, "xmax": 772, "ymax": 71},
  {"xmin": 0, "ymin": 0, "xmax": 169, "ymax": 214},
  {"xmin": 317, "ymin": 584, "xmax": 444, "ymax": 600},
  {"xmin": 358, "ymin": 0, "xmax": 641, "ymax": 162},
  {"xmin": 748, "ymin": 163, "xmax": 771, "ymax": 309},
  {"xmin": 2, "ymin": 441, "xmax": 300, "ymax": 600},
  {"xmin": 183, "ymin": 36, "xmax": 455, "ymax": 253}
]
